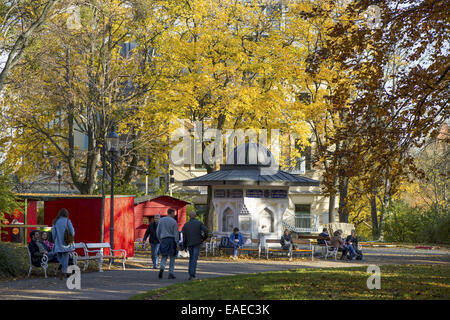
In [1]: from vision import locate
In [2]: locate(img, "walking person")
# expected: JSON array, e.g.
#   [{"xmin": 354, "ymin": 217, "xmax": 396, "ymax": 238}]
[
  {"xmin": 51, "ymin": 208, "xmax": 75, "ymax": 279},
  {"xmin": 156, "ymin": 208, "xmax": 179, "ymax": 279},
  {"xmin": 143, "ymin": 214, "xmax": 161, "ymax": 269},
  {"xmin": 182, "ymin": 211, "xmax": 209, "ymax": 280}
]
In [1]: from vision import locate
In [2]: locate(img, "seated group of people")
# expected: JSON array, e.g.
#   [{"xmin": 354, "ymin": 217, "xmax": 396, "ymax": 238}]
[
  {"xmin": 28, "ymin": 230, "xmax": 74, "ymax": 268},
  {"xmin": 319, "ymin": 228, "xmax": 363, "ymax": 260},
  {"xmin": 28, "ymin": 230, "xmax": 56, "ymax": 267},
  {"xmin": 215, "ymin": 227, "xmax": 364, "ymax": 261}
]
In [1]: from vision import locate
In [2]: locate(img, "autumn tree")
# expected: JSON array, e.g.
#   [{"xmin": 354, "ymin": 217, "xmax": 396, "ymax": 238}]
[
  {"xmin": 316, "ymin": 0, "xmax": 449, "ymax": 236},
  {"xmin": 161, "ymin": 0, "xmax": 319, "ymax": 229},
  {"xmin": 1, "ymin": 0, "xmax": 172, "ymax": 194},
  {"xmin": 0, "ymin": 0, "xmax": 68, "ymax": 90}
]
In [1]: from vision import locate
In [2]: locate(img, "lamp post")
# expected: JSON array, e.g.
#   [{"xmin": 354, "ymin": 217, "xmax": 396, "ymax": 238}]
[
  {"xmin": 56, "ymin": 162, "xmax": 63, "ymax": 193},
  {"xmin": 106, "ymin": 125, "xmax": 120, "ymax": 256}
]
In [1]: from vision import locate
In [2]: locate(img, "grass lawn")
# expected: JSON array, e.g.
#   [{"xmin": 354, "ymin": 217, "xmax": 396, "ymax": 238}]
[{"xmin": 130, "ymin": 264, "xmax": 450, "ymax": 300}]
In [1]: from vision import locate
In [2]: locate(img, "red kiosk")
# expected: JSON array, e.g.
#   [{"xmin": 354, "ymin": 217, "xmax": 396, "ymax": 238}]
[
  {"xmin": 1, "ymin": 194, "xmax": 135, "ymax": 257},
  {"xmin": 134, "ymin": 195, "xmax": 188, "ymax": 240},
  {"xmin": 0, "ymin": 199, "xmax": 37, "ymax": 243}
]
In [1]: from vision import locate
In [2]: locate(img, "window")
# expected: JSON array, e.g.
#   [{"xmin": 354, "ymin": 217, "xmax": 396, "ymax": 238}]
[
  {"xmin": 214, "ymin": 189, "xmax": 226, "ymax": 198},
  {"xmin": 214, "ymin": 189, "xmax": 243, "ymax": 198},
  {"xmin": 295, "ymin": 204, "xmax": 311, "ymax": 229},
  {"xmin": 271, "ymin": 190, "xmax": 287, "ymax": 198},
  {"xmin": 230, "ymin": 189, "xmax": 243, "ymax": 198},
  {"xmin": 159, "ymin": 176, "xmax": 166, "ymax": 189},
  {"xmin": 246, "ymin": 189, "xmax": 263, "ymax": 198},
  {"xmin": 239, "ymin": 216, "xmax": 251, "ymax": 233},
  {"xmin": 291, "ymin": 141, "xmax": 312, "ymax": 173},
  {"xmin": 222, "ymin": 207, "xmax": 234, "ymax": 232},
  {"xmin": 258, "ymin": 208, "xmax": 274, "ymax": 233}
]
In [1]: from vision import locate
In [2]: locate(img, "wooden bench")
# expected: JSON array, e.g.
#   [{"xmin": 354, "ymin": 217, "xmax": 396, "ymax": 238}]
[
  {"xmin": 292, "ymin": 239, "xmax": 314, "ymax": 260},
  {"xmin": 264, "ymin": 239, "xmax": 314, "ymax": 261},
  {"xmin": 72, "ymin": 242, "xmax": 127, "ymax": 272},
  {"xmin": 238, "ymin": 239, "xmax": 262, "ymax": 258}
]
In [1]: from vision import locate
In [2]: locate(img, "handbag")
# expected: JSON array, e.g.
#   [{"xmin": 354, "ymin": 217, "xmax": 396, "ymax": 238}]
[{"xmin": 64, "ymin": 218, "xmax": 74, "ymax": 245}]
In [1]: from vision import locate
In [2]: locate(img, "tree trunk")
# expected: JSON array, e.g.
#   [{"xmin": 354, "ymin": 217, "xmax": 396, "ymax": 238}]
[
  {"xmin": 328, "ymin": 195, "xmax": 336, "ymax": 223},
  {"xmin": 370, "ymin": 195, "xmax": 379, "ymax": 240},
  {"xmin": 338, "ymin": 176, "xmax": 349, "ymax": 223}
]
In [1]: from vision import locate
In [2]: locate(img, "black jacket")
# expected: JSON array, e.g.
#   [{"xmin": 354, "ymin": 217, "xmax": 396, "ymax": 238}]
[
  {"xmin": 28, "ymin": 240, "xmax": 49, "ymax": 267},
  {"xmin": 181, "ymin": 218, "xmax": 209, "ymax": 248},
  {"xmin": 346, "ymin": 235, "xmax": 359, "ymax": 247},
  {"xmin": 318, "ymin": 232, "xmax": 330, "ymax": 245},
  {"xmin": 280, "ymin": 234, "xmax": 293, "ymax": 247},
  {"xmin": 143, "ymin": 221, "xmax": 160, "ymax": 244}
]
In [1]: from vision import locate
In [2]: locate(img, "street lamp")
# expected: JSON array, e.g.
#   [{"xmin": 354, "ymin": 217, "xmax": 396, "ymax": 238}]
[
  {"xmin": 106, "ymin": 125, "xmax": 120, "ymax": 257},
  {"xmin": 56, "ymin": 162, "xmax": 63, "ymax": 193}
]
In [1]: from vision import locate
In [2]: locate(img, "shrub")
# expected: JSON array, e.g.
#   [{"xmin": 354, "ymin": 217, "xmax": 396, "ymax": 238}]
[
  {"xmin": 0, "ymin": 242, "xmax": 29, "ymax": 278},
  {"xmin": 383, "ymin": 201, "xmax": 450, "ymax": 244}
]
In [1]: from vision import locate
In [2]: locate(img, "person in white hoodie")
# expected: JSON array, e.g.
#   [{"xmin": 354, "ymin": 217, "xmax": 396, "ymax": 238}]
[{"xmin": 156, "ymin": 208, "xmax": 179, "ymax": 279}]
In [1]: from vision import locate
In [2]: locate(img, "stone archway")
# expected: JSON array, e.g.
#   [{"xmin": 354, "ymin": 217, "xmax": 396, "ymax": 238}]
[
  {"xmin": 222, "ymin": 207, "xmax": 234, "ymax": 232},
  {"xmin": 258, "ymin": 208, "xmax": 274, "ymax": 233}
]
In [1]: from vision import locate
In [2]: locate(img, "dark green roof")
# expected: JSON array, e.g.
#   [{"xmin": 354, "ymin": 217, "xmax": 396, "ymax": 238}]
[{"xmin": 182, "ymin": 167, "xmax": 320, "ymax": 187}]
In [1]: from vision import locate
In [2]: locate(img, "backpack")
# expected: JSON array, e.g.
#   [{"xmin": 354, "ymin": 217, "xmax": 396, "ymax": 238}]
[{"xmin": 219, "ymin": 236, "xmax": 234, "ymax": 248}]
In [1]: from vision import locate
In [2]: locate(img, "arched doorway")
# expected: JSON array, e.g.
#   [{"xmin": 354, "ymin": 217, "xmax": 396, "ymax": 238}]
[
  {"xmin": 222, "ymin": 207, "xmax": 234, "ymax": 232},
  {"xmin": 258, "ymin": 208, "xmax": 274, "ymax": 233}
]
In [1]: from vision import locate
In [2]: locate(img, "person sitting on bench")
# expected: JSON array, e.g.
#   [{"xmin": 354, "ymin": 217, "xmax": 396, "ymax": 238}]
[
  {"xmin": 346, "ymin": 229, "xmax": 362, "ymax": 260},
  {"xmin": 229, "ymin": 228, "xmax": 244, "ymax": 260},
  {"xmin": 330, "ymin": 230, "xmax": 353, "ymax": 260},
  {"xmin": 318, "ymin": 228, "xmax": 329, "ymax": 245},
  {"xmin": 280, "ymin": 229, "xmax": 294, "ymax": 250},
  {"xmin": 28, "ymin": 230, "xmax": 57, "ymax": 267},
  {"xmin": 40, "ymin": 231, "xmax": 54, "ymax": 251}
]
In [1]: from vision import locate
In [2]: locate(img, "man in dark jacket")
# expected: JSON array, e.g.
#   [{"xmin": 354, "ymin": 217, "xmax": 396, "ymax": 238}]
[
  {"xmin": 346, "ymin": 229, "xmax": 362, "ymax": 260},
  {"xmin": 143, "ymin": 214, "xmax": 161, "ymax": 269},
  {"xmin": 318, "ymin": 228, "xmax": 330, "ymax": 245},
  {"xmin": 181, "ymin": 211, "xmax": 209, "ymax": 280}
]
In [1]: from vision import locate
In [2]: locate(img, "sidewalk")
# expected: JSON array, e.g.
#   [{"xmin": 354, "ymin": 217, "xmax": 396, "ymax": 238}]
[{"xmin": 0, "ymin": 247, "xmax": 448, "ymax": 300}]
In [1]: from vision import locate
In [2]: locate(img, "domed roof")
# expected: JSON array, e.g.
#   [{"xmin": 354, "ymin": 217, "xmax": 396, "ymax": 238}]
[{"xmin": 225, "ymin": 143, "xmax": 274, "ymax": 167}]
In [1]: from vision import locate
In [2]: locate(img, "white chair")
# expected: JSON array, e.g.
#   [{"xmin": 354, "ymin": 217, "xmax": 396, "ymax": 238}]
[
  {"xmin": 27, "ymin": 247, "xmax": 48, "ymax": 278},
  {"xmin": 324, "ymin": 241, "xmax": 338, "ymax": 261}
]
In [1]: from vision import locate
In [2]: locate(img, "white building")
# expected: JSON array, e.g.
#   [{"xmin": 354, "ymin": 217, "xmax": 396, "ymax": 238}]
[{"xmin": 182, "ymin": 143, "xmax": 326, "ymax": 240}]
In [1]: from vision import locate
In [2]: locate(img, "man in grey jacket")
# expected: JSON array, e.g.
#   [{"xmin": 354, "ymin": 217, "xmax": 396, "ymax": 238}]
[
  {"xmin": 156, "ymin": 208, "xmax": 179, "ymax": 279},
  {"xmin": 182, "ymin": 211, "xmax": 209, "ymax": 280}
]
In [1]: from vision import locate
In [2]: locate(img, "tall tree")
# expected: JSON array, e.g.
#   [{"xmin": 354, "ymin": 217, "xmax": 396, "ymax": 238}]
[
  {"xmin": 0, "ymin": 0, "xmax": 64, "ymax": 90},
  {"xmin": 1, "ymin": 0, "xmax": 172, "ymax": 194},
  {"xmin": 319, "ymin": 0, "xmax": 449, "ymax": 228}
]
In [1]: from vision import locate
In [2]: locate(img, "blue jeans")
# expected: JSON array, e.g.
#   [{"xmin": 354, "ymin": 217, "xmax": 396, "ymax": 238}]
[
  {"xmin": 345, "ymin": 244, "xmax": 357, "ymax": 259},
  {"xmin": 56, "ymin": 252, "xmax": 70, "ymax": 273},
  {"xmin": 233, "ymin": 244, "xmax": 240, "ymax": 258},
  {"xmin": 188, "ymin": 244, "xmax": 201, "ymax": 277},
  {"xmin": 160, "ymin": 254, "xmax": 176, "ymax": 275},
  {"xmin": 150, "ymin": 243, "xmax": 160, "ymax": 268}
]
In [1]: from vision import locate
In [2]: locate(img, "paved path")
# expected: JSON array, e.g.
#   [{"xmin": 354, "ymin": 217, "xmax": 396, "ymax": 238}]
[{"xmin": 0, "ymin": 247, "xmax": 448, "ymax": 300}]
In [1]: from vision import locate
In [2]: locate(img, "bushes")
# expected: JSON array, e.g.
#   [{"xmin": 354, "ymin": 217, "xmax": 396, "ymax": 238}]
[
  {"xmin": 0, "ymin": 242, "xmax": 29, "ymax": 278},
  {"xmin": 383, "ymin": 201, "xmax": 450, "ymax": 244}
]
